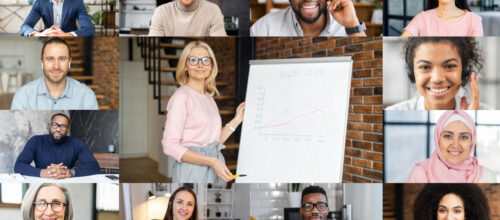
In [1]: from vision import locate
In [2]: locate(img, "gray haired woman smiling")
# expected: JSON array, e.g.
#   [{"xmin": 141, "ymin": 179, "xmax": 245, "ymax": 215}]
[{"xmin": 21, "ymin": 183, "xmax": 73, "ymax": 220}]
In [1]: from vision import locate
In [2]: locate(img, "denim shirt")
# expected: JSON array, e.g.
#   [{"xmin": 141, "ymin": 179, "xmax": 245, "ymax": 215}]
[{"xmin": 10, "ymin": 76, "xmax": 98, "ymax": 110}]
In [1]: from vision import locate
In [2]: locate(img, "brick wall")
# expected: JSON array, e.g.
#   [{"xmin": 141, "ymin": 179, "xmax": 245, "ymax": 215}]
[
  {"xmin": 384, "ymin": 184, "xmax": 500, "ymax": 219},
  {"xmin": 255, "ymin": 37, "xmax": 383, "ymax": 183},
  {"xmin": 93, "ymin": 37, "xmax": 119, "ymax": 109}
]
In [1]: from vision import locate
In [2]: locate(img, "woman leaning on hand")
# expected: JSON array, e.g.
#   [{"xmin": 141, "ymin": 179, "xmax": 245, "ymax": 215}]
[
  {"xmin": 162, "ymin": 40, "xmax": 245, "ymax": 183},
  {"xmin": 386, "ymin": 37, "xmax": 488, "ymax": 110}
]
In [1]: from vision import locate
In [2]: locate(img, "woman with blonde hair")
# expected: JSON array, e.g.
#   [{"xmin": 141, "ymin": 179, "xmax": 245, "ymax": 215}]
[
  {"xmin": 162, "ymin": 40, "xmax": 245, "ymax": 183},
  {"xmin": 21, "ymin": 183, "xmax": 73, "ymax": 220}
]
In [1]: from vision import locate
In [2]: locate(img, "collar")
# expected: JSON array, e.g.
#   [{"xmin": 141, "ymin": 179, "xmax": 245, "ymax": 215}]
[
  {"xmin": 37, "ymin": 76, "xmax": 72, "ymax": 99},
  {"xmin": 51, "ymin": 0, "xmax": 64, "ymax": 5},
  {"xmin": 289, "ymin": 6, "xmax": 335, "ymax": 36},
  {"xmin": 175, "ymin": 0, "xmax": 200, "ymax": 13}
]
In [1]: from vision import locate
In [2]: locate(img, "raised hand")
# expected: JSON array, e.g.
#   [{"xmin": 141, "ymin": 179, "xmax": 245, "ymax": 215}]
[
  {"xmin": 460, "ymin": 72, "xmax": 479, "ymax": 110},
  {"xmin": 233, "ymin": 102, "xmax": 246, "ymax": 124},
  {"xmin": 327, "ymin": 0, "xmax": 360, "ymax": 29}
]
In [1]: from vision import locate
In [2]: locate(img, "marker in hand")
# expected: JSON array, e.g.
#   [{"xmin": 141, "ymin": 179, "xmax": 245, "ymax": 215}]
[{"xmin": 230, "ymin": 174, "xmax": 247, "ymax": 178}]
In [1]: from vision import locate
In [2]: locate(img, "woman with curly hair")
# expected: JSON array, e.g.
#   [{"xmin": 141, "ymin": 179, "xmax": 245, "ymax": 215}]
[
  {"xmin": 401, "ymin": 0, "xmax": 482, "ymax": 36},
  {"xmin": 386, "ymin": 37, "xmax": 489, "ymax": 110},
  {"xmin": 414, "ymin": 184, "xmax": 490, "ymax": 220}
]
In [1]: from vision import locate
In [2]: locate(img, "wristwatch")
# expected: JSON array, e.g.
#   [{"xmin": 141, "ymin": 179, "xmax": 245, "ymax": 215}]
[
  {"xmin": 70, "ymin": 169, "xmax": 75, "ymax": 177},
  {"xmin": 345, "ymin": 22, "xmax": 366, "ymax": 35}
]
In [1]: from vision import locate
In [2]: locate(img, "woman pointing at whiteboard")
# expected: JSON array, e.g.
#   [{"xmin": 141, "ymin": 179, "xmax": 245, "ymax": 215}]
[{"xmin": 162, "ymin": 40, "xmax": 245, "ymax": 183}]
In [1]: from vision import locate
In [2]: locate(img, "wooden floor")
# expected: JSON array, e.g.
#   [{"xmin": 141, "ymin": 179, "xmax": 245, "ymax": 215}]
[{"xmin": 119, "ymin": 157, "xmax": 171, "ymax": 183}]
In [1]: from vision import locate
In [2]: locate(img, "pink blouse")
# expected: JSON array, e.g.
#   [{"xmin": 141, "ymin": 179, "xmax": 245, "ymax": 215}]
[
  {"xmin": 162, "ymin": 86, "xmax": 221, "ymax": 162},
  {"xmin": 404, "ymin": 9, "xmax": 483, "ymax": 36}
]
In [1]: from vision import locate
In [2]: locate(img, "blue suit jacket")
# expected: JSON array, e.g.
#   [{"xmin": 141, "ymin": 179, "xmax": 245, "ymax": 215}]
[{"xmin": 21, "ymin": 0, "xmax": 94, "ymax": 36}]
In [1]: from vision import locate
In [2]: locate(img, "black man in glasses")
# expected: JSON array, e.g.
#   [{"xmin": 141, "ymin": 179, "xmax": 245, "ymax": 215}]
[
  {"xmin": 300, "ymin": 185, "xmax": 329, "ymax": 220},
  {"xmin": 14, "ymin": 113, "xmax": 100, "ymax": 179}
]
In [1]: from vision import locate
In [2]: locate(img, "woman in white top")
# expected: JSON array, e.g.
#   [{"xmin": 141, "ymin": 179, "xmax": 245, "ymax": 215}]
[{"xmin": 386, "ymin": 37, "xmax": 486, "ymax": 110}]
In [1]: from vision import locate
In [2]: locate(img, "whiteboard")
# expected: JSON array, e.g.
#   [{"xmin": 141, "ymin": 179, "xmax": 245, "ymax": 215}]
[{"xmin": 236, "ymin": 57, "xmax": 352, "ymax": 183}]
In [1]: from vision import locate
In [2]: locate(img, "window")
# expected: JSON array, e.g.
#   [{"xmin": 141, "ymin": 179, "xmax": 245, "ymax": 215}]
[
  {"xmin": 383, "ymin": 0, "xmax": 425, "ymax": 36},
  {"xmin": 96, "ymin": 183, "xmax": 119, "ymax": 211},
  {"xmin": 0, "ymin": 183, "xmax": 27, "ymax": 205}
]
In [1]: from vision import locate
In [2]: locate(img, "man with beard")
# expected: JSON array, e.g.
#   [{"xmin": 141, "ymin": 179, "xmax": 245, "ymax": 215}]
[
  {"xmin": 10, "ymin": 37, "xmax": 98, "ymax": 110},
  {"xmin": 251, "ymin": 0, "xmax": 366, "ymax": 36},
  {"xmin": 300, "ymin": 185, "xmax": 330, "ymax": 220},
  {"xmin": 14, "ymin": 113, "xmax": 100, "ymax": 179}
]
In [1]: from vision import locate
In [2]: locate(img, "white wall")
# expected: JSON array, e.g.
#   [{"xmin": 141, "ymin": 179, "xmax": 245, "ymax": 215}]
[
  {"xmin": 344, "ymin": 183, "xmax": 382, "ymax": 220},
  {"xmin": 119, "ymin": 37, "xmax": 172, "ymax": 177},
  {"xmin": 0, "ymin": 37, "xmax": 43, "ymax": 93}
]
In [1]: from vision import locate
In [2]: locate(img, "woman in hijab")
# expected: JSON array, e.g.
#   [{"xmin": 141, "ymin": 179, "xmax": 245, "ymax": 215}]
[{"xmin": 408, "ymin": 110, "xmax": 496, "ymax": 183}]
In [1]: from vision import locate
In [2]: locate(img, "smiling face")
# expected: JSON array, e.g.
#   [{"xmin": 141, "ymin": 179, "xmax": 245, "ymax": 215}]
[
  {"xmin": 34, "ymin": 185, "xmax": 66, "ymax": 220},
  {"xmin": 178, "ymin": 0, "xmax": 195, "ymax": 6},
  {"xmin": 172, "ymin": 190, "xmax": 196, "ymax": 220},
  {"xmin": 289, "ymin": 0, "xmax": 328, "ymax": 24},
  {"xmin": 413, "ymin": 42, "xmax": 462, "ymax": 109},
  {"xmin": 49, "ymin": 115, "xmax": 69, "ymax": 144},
  {"xmin": 300, "ymin": 193, "xmax": 329, "ymax": 220},
  {"xmin": 41, "ymin": 43, "xmax": 70, "ymax": 84},
  {"xmin": 439, "ymin": 120, "xmax": 472, "ymax": 165},
  {"xmin": 437, "ymin": 193, "xmax": 465, "ymax": 220},
  {"xmin": 184, "ymin": 47, "xmax": 213, "ymax": 83}
]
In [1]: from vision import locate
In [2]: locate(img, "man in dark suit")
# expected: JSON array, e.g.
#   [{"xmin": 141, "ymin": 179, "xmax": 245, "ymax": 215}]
[{"xmin": 21, "ymin": 0, "xmax": 95, "ymax": 36}]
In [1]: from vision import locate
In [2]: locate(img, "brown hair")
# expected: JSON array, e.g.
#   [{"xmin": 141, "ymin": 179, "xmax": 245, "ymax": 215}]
[
  {"xmin": 163, "ymin": 187, "xmax": 198, "ymax": 220},
  {"xmin": 41, "ymin": 37, "xmax": 72, "ymax": 58}
]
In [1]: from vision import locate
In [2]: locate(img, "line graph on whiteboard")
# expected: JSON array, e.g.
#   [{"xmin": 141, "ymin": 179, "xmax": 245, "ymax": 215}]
[{"xmin": 252, "ymin": 85, "xmax": 329, "ymax": 143}]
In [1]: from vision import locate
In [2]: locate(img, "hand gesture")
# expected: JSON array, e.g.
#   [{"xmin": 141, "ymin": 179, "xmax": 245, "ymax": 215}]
[
  {"xmin": 233, "ymin": 102, "xmax": 246, "ymax": 124},
  {"xmin": 460, "ymin": 72, "xmax": 480, "ymax": 110},
  {"xmin": 40, "ymin": 163, "xmax": 71, "ymax": 179},
  {"xmin": 210, "ymin": 159, "xmax": 235, "ymax": 182},
  {"xmin": 47, "ymin": 26, "xmax": 73, "ymax": 37},
  {"xmin": 327, "ymin": 0, "xmax": 360, "ymax": 28}
]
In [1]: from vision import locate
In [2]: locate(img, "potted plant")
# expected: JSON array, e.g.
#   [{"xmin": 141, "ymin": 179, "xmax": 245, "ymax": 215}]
[
  {"xmin": 215, "ymin": 192, "xmax": 222, "ymax": 203},
  {"xmin": 104, "ymin": 0, "xmax": 117, "ymax": 27},
  {"xmin": 371, "ymin": 0, "xmax": 383, "ymax": 24},
  {"xmin": 215, "ymin": 208, "xmax": 221, "ymax": 217},
  {"xmin": 108, "ymin": 0, "xmax": 117, "ymax": 11},
  {"xmin": 288, "ymin": 183, "xmax": 301, "ymax": 207}
]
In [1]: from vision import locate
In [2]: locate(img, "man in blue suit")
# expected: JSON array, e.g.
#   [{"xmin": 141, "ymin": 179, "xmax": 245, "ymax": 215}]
[{"xmin": 21, "ymin": 0, "xmax": 95, "ymax": 36}]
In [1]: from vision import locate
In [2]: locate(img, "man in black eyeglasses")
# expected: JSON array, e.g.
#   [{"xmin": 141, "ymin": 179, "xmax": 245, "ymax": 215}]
[
  {"xmin": 300, "ymin": 185, "xmax": 329, "ymax": 220},
  {"xmin": 14, "ymin": 113, "xmax": 100, "ymax": 179}
]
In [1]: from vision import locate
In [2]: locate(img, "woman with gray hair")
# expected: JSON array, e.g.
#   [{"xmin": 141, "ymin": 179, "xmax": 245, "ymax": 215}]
[{"xmin": 21, "ymin": 183, "xmax": 73, "ymax": 220}]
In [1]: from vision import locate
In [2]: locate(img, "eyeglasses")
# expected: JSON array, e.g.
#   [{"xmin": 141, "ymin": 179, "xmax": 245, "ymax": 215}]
[
  {"xmin": 301, "ymin": 202, "xmax": 328, "ymax": 212},
  {"xmin": 187, "ymin": 56, "xmax": 212, "ymax": 66},
  {"xmin": 33, "ymin": 201, "xmax": 66, "ymax": 212},
  {"xmin": 50, "ymin": 122, "xmax": 68, "ymax": 131}
]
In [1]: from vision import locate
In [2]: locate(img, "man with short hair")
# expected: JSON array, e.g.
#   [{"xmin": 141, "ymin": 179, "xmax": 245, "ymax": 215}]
[
  {"xmin": 14, "ymin": 113, "xmax": 101, "ymax": 179},
  {"xmin": 251, "ymin": 0, "xmax": 366, "ymax": 36},
  {"xmin": 10, "ymin": 37, "xmax": 98, "ymax": 110},
  {"xmin": 21, "ymin": 0, "xmax": 95, "ymax": 36},
  {"xmin": 300, "ymin": 185, "xmax": 330, "ymax": 220}
]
